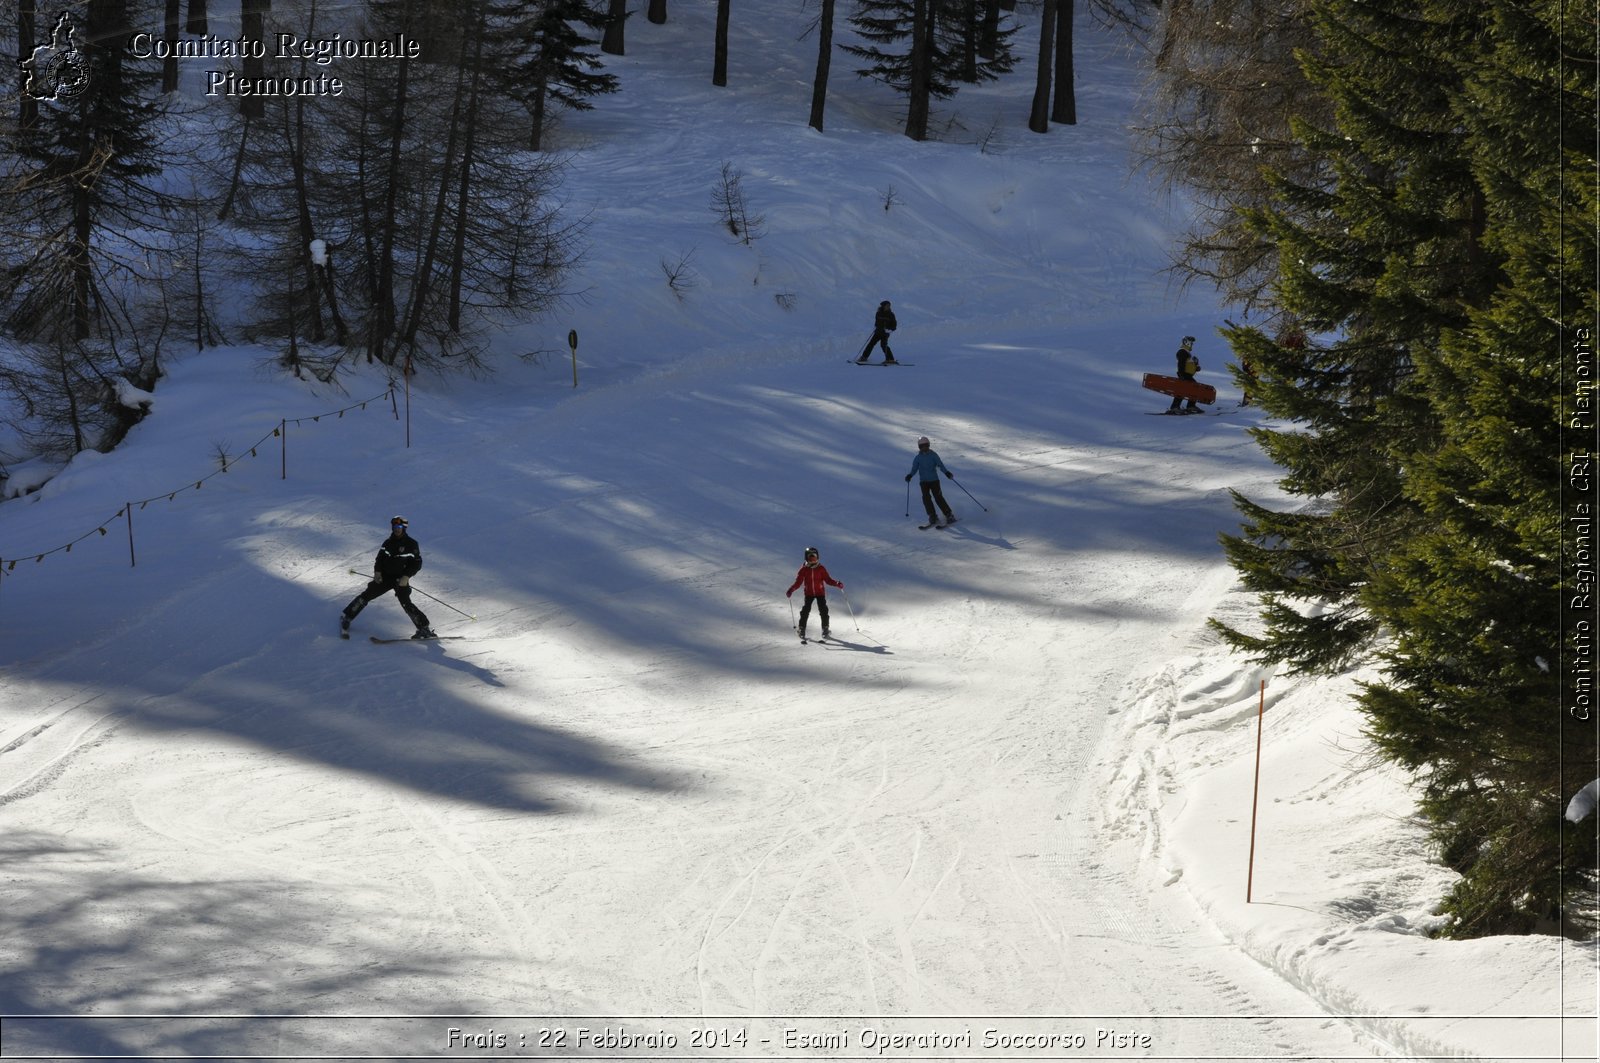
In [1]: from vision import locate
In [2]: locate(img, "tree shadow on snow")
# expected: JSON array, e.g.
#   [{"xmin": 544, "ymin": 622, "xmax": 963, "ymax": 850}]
[{"xmin": 0, "ymin": 831, "xmax": 490, "ymax": 1057}]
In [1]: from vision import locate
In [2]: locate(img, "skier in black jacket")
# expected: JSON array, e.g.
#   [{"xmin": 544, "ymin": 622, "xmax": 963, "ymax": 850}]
[
  {"xmin": 856, "ymin": 300, "xmax": 899, "ymax": 364},
  {"xmin": 340, "ymin": 515, "xmax": 436, "ymax": 639}
]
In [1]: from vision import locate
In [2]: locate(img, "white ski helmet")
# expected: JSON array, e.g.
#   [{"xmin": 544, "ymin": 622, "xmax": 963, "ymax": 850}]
[{"xmin": 917, "ymin": 436, "xmax": 930, "ymax": 448}]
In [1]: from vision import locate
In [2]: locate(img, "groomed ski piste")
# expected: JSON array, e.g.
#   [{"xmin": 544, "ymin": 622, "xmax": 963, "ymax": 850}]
[{"xmin": 0, "ymin": 5, "xmax": 1593, "ymax": 1062}]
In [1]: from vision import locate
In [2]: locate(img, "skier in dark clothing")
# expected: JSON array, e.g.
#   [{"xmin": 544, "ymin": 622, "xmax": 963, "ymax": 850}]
[
  {"xmin": 786, "ymin": 546, "xmax": 844, "ymax": 639},
  {"xmin": 341, "ymin": 515, "xmax": 436, "ymax": 639},
  {"xmin": 857, "ymin": 300, "xmax": 899, "ymax": 364},
  {"xmin": 1168, "ymin": 335, "xmax": 1201, "ymax": 413},
  {"xmin": 905, "ymin": 435, "xmax": 957, "ymax": 527}
]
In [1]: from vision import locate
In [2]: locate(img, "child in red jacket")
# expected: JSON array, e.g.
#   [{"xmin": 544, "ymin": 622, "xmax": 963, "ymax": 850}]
[{"xmin": 786, "ymin": 546, "xmax": 844, "ymax": 640}]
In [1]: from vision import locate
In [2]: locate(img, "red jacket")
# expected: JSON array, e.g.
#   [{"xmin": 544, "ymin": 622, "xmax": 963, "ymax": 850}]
[{"xmin": 788, "ymin": 562, "xmax": 842, "ymax": 597}]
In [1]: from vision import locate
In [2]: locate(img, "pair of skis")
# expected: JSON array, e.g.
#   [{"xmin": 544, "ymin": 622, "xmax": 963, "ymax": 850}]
[
  {"xmin": 367, "ymin": 635, "xmax": 466, "ymax": 644},
  {"xmin": 918, "ymin": 515, "xmax": 959, "ymax": 530},
  {"xmin": 342, "ymin": 627, "xmax": 465, "ymax": 643}
]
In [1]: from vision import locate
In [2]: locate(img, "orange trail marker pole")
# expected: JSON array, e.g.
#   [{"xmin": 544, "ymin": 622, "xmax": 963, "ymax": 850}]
[{"xmin": 1247, "ymin": 678, "xmax": 1266, "ymax": 902}]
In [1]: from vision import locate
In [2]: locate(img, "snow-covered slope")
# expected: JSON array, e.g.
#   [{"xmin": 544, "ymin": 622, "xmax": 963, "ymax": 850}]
[{"xmin": 0, "ymin": 5, "xmax": 1592, "ymax": 1061}]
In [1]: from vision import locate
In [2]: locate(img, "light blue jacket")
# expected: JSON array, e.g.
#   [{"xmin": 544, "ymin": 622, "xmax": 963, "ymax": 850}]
[{"xmin": 909, "ymin": 449, "xmax": 950, "ymax": 483}]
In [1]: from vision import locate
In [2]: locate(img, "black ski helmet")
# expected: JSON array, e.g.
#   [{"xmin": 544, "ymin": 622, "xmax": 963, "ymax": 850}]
[
  {"xmin": 880, "ymin": 300, "xmax": 891, "ymax": 307},
  {"xmin": 1180, "ymin": 336, "xmax": 1196, "ymax": 350},
  {"xmin": 804, "ymin": 546, "xmax": 819, "ymax": 560}
]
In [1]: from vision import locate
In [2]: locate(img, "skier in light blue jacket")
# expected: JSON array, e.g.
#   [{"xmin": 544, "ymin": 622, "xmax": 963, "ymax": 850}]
[{"xmin": 904, "ymin": 435, "xmax": 957, "ymax": 528}]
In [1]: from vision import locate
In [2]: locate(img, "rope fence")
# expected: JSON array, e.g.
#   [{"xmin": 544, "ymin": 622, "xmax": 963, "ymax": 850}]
[{"xmin": 0, "ymin": 386, "xmax": 397, "ymax": 581}]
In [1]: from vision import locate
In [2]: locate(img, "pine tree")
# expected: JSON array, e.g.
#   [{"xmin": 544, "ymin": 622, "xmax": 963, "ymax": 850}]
[
  {"xmin": 845, "ymin": 0, "xmax": 952, "ymax": 140},
  {"xmin": 1214, "ymin": 0, "xmax": 1486, "ymax": 671},
  {"xmin": 490, "ymin": 0, "xmax": 619, "ymax": 151},
  {"xmin": 1215, "ymin": 0, "xmax": 1599, "ymax": 936},
  {"xmin": 1357, "ymin": 0, "xmax": 1598, "ymax": 937},
  {"xmin": 844, "ymin": 0, "xmax": 1015, "ymax": 138},
  {"xmin": 933, "ymin": 0, "xmax": 1015, "ymax": 85}
]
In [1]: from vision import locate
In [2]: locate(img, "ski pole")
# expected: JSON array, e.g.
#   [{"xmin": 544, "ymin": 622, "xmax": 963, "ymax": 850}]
[
  {"xmin": 787, "ymin": 593, "xmax": 797, "ymax": 633},
  {"xmin": 838, "ymin": 589, "xmax": 860, "ymax": 632},
  {"xmin": 347, "ymin": 569, "xmax": 476, "ymax": 620},
  {"xmin": 410, "ymin": 585, "xmax": 477, "ymax": 621},
  {"xmin": 948, "ymin": 475, "xmax": 989, "ymax": 512}
]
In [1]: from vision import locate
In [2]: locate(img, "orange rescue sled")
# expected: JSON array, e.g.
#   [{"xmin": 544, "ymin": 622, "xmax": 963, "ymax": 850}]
[{"xmin": 1142, "ymin": 373, "xmax": 1216, "ymax": 405}]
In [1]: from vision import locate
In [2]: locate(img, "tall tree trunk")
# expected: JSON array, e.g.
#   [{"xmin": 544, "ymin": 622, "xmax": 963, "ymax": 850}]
[
  {"xmin": 602, "ymin": 0, "xmax": 627, "ymax": 55},
  {"xmin": 905, "ymin": 0, "xmax": 931, "ymax": 140},
  {"xmin": 648, "ymin": 0, "xmax": 666, "ymax": 24},
  {"xmin": 239, "ymin": 0, "xmax": 268, "ymax": 119},
  {"xmin": 70, "ymin": 180, "xmax": 93, "ymax": 340},
  {"xmin": 57, "ymin": 347, "xmax": 86, "ymax": 453},
  {"xmin": 979, "ymin": 0, "xmax": 999, "ymax": 61},
  {"xmin": 1028, "ymin": 0, "xmax": 1055, "ymax": 133},
  {"xmin": 713, "ymin": 0, "xmax": 730, "ymax": 86},
  {"xmin": 162, "ymin": 0, "xmax": 181, "ymax": 92},
  {"xmin": 401, "ymin": 68, "xmax": 464, "ymax": 350},
  {"xmin": 372, "ymin": 54, "xmax": 411, "ymax": 364},
  {"xmin": 18, "ymin": 0, "xmax": 38, "ymax": 129},
  {"xmin": 1051, "ymin": 0, "xmax": 1075, "ymax": 124},
  {"xmin": 529, "ymin": 69, "xmax": 549, "ymax": 151},
  {"xmin": 73, "ymin": 0, "xmax": 130, "ymax": 340},
  {"xmin": 217, "ymin": 109, "xmax": 251, "ymax": 220},
  {"xmin": 807, "ymin": 0, "xmax": 834, "ymax": 132},
  {"xmin": 447, "ymin": 14, "xmax": 487, "ymax": 331},
  {"xmin": 958, "ymin": 0, "xmax": 978, "ymax": 82},
  {"xmin": 186, "ymin": 0, "xmax": 207, "ymax": 35},
  {"xmin": 285, "ymin": 72, "xmax": 325, "ymax": 342}
]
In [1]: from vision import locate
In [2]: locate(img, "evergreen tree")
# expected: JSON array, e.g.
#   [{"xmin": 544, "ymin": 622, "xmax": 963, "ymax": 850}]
[
  {"xmin": 1215, "ymin": 0, "xmax": 1599, "ymax": 936},
  {"xmin": 491, "ymin": 0, "xmax": 619, "ymax": 151},
  {"xmin": 844, "ymin": 0, "xmax": 1012, "ymax": 138},
  {"xmin": 845, "ymin": 0, "xmax": 952, "ymax": 140},
  {"xmin": 936, "ymin": 0, "xmax": 1015, "ymax": 85},
  {"xmin": 1215, "ymin": 0, "xmax": 1486, "ymax": 671},
  {"xmin": 1356, "ymin": 0, "xmax": 1598, "ymax": 937}
]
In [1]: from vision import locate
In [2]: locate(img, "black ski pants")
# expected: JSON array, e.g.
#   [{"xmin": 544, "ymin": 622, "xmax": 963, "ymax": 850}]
[
  {"xmin": 860, "ymin": 328, "xmax": 894, "ymax": 361},
  {"xmin": 344, "ymin": 577, "xmax": 430, "ymax": 630},
  {"xmin": 798, "ymin": 594, "xmax": 830, "ymax": 634},
  {"xmin": 1169, "ymin": 371, "xmax": 1199, "ymax": 411},
  {"xmin": 919, "ymin": 480, "xmax": 954, "ymax": 521}
]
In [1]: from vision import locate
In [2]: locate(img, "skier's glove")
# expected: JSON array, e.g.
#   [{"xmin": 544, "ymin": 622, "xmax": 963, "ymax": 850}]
[
  {"xmin": 944, "ymin": 471, "xmax": 953, "ymax": 479},
  {"xmin": 396, "ymin": 576, "xmax": 409, "ymax": 588},
  {"xmin": 904, "ymin": 473, "xmax": 913, "ymax": 482}
]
